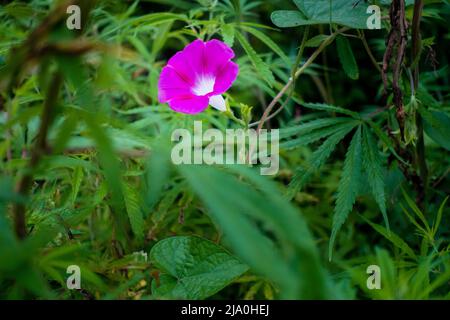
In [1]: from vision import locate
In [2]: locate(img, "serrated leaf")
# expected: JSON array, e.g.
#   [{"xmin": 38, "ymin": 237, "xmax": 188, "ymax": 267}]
[
  {"xmin": 329, "ymin": 126, "xmax": 362, "ymax": 259},
  {"xmin": 336, "ymin": 35, "xmax": 359, "ymax": 80},
  {"xmin": 280, "ymin": 117, "xmax": 351, "ymax": 138},
  {"xmin": 302, "ymin": 102, "xmax": 361, "ymax": 118},
  {"xmin": 360, "ymin": 215, "xmax": 416, "ymax": 259},
  {"xmin": 221, "ymin": 24, "xmax": 235, "ymax": 47},
  {"xmin": 150, "ymin": 236, "xmax": 248, "ymax": 299},
  {"xmin": 235, "ymin": 31, "xmax": 275, "ymax": 87},
  {"xmin": 281, "ymin": 119, "xmax": 359, "ymax": 149},
  {"xmin": 240, "ymin": 25, "xmax": 290, "ymax": 65},
  {"xmin": 288, "ymin": 122, "xmax": 358, "ymax": 196},
  {"xmin": 124, "ymin": 183, "xmax": 144, "ymax": 240},
  {"xmin": 362, "ymin": 125, "xmax": 389, "ymax": 230},
  {"xmin": 70, "ymin": 166, "xmax": 83, "ymax": 205}
]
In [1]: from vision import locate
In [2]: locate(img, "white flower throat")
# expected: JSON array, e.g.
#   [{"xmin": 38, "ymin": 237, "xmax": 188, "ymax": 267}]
[
  {"xmin": 192, "ymin": 74, "xmax": 226, "ymax": 111},
  {"xmin": 192, "ymin": 74, "xmax": 215, "ymax": 96}
]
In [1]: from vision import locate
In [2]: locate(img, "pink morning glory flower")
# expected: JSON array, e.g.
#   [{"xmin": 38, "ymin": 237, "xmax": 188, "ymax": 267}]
[{"xmin": 158, "ymin": 39, "xmax": 239, "ymax": 114}]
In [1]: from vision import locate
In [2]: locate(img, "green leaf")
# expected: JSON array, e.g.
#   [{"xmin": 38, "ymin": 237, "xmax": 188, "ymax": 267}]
[
  {"xmin": 129, "ymin": 12, "xmax": 186, "ymax": 27},
  {"xmin": 305, "ymin": 34, "xmax": 330, "ymax": 47},
  {"xmin": 432, "ymin": 196, "xmax": 448, "ymax": 238},
  {"xmin": 419, "ymin": 108, "xmax": 450, "ymax": 151},
  {"xmin": 124, "ymin": 183, "xmax": 144, "ymax": 241},
  {"xmin": 329, "ymin": 126, "xmax": 362, "ymax": 260},
  {"xmin": 83, "ymin": 113, "xmax": 130, "ymax": 242},
  {"xmin": 70, "ymin": 166, "xmax": 83, "ymax": 205},
  {"xmin": 360, "ymin": 215, "xmax": 416, "ymax": 259},
  {"xmin": 302, "ymin": 102, "xmax": 361, "ymax": 119},
  {"xmin": 271, "ymin": 0, "xmax": 376, "ymax": 29},
  {"xmin": 235, "ymin": 31, "xmax": 275, "ymax": 87},
  {"xmin": 180, "ymin": 165, "xmax": 332, "ymax": 299},
  {"xmin": 336, "ymin": 35, "xmax": 359, "ymax": 80},
  {"xmin": 144, "ymin": 143, "xmax": 170, "ymax": 210},
  {"xmin": 150, "ymin": 236, "xmax": 248, "ymax": 299},
  {"xmin": 280, "ymin": 119, "xmax": 358, "ymax": 149},
  {"xmin": 288, "ymin": 121, "xmax": 358, "ymax": 195},
  {"xmin": 280, "ymin": 117, "xmax": 352, "ymax": 138},
  {"xmin": 365, "ymin": 118, "xmax": 407, "ymax": 165},
  {"xmin": 362, "ymin": 125, "xmax": 389, "ymax": 230},
  {"xmin": 240, "ymin": 25, "xmax": 291, "ymax": 65},
  {"xmin": 221, "ymin": 24, "xmax": 235, "ymax": 47}
]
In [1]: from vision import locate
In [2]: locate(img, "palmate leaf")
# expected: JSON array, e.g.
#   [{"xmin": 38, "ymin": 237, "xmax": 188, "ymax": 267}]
[
  {"xmin": 288, "ymin": 121, "xmax": 358, "ymax": 197},
  {"xmin": 329, "ymin": 126, "xmax": 362, "ymax": 260},
  {"xmin": 235, "ymin": 31, "xmax": 275, "ymax": 87},
  {"xmin": 362, "ymin": 125, "xmax": 389, "ymax": 230}
]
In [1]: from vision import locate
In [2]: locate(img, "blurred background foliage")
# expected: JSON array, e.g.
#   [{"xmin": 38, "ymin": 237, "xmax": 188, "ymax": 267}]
[{"xmin": 0, "ymin": 0, "xmax": 449, "ymax": 299}]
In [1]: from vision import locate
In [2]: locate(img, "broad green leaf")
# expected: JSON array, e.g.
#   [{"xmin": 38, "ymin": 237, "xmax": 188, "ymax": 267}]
[
  {"xmin": 336, "ymin": 35, "xmax": 359, "ymax": 80},
  {"xmin": 150, "ymin": 236, "xmax": 248, "ymax": 299},
  {"xmin": 271, "ymin": 0, "xmax": 377, "ymax": 29},
  {"xmin": 329, "ymin": 126, "xmax": 362, "ymax": 259},
  {"xmin": 419, "ymin": 108, "xmax": 450, "ymax": 151},
  {"xmin": 235, "ymin": 31, "xmax": 275, "ymax": 87}
]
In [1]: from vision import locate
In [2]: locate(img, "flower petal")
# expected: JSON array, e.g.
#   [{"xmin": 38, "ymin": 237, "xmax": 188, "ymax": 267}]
[
  {"xmin": 168, "ymin": 95, "xmax": 209, "ymax": 114},
  {"xmin": 209, "ymin": 95, "xmax": 226, "ymax": 112},
  {"xmin": 212, "ymin": 61, "xmax": 239, "ymax": 94},
  {"xmin": 203, "ymin": 39, "xmax": 235, "ymax": 75},
  {"xmin": 167, "ymin": 39, "xmax": 205, "ymax": 80},
  {"xmin": 158, "ymin": 66, "xmax": 193, "ymax": 103}
]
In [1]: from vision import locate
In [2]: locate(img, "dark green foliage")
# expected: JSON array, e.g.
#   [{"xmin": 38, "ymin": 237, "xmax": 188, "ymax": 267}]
[{"xmin": 0, "ymin": 0, "xmax": 449, "ymax": 300}]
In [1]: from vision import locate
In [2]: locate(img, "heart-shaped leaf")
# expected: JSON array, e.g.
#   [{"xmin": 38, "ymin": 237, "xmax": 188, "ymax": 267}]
[{"xmin": 150, "ymin": 236, "xmax": 248, "ymax": 299}]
